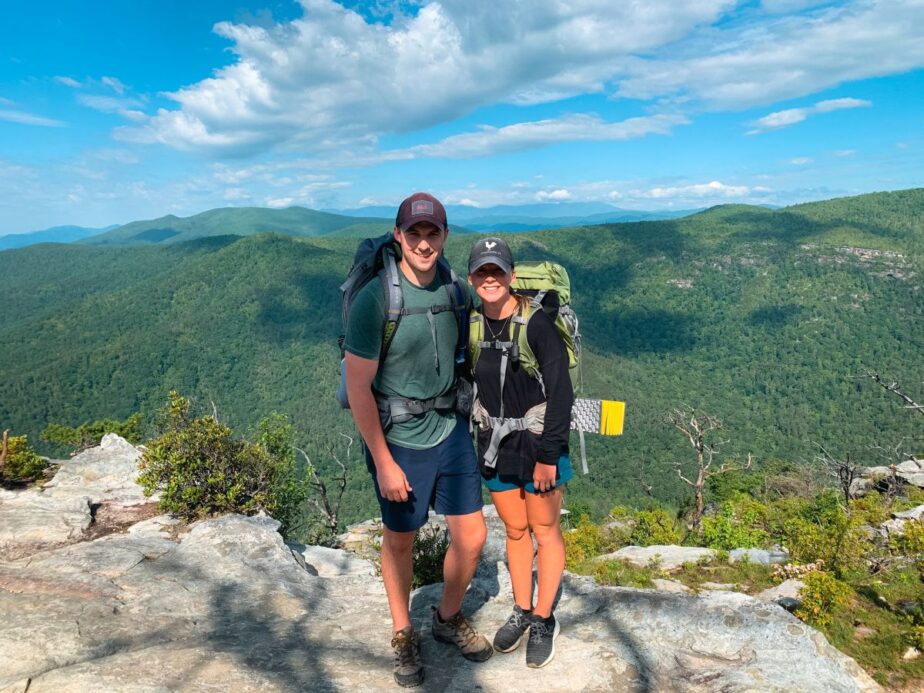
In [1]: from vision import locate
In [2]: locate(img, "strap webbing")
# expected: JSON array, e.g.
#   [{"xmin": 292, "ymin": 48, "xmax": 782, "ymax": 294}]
[{"xmin": 375, "ymin": 391, "xmax": 457, "ymax": 427}]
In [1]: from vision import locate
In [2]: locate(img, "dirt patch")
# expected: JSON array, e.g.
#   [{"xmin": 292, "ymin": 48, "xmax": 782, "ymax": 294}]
[{"xmin": 83, "ymin": 501, "xmax": 163, "ymax": 540}]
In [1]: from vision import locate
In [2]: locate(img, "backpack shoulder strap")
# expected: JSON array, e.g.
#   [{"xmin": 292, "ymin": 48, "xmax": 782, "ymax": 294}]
[
  {"xmin": 513, "ymin": 301, "xmax": 541, "ymax": 381},
  {"xmin": 468, "ymin": 309, "xmax": 485, "ymax": 372},
  {"xmin": 378, "ymin": 246, "xmax": 403, "ymax": 363},
  {"xmin": 440, "ymin": 259, "xmax": 471, "ymax": 365}
]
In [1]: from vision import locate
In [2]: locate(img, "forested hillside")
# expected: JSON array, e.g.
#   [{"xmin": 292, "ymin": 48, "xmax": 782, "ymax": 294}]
[
  {"xmin": 1, "ymin": 188, "xmax": 922, "ymax": 523},
  {"xmin": 81, "ymin": 206, "xmax": 395, "ymax": 246},
  {"xmin": 78, "ymin": 205, "xmax": 475, "ymax": 247}
]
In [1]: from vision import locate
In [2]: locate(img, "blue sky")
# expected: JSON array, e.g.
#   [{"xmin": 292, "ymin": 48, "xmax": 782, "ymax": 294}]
[{"xmin": 1, "ymin": 0, "xmax": 923, "ymax": 234}]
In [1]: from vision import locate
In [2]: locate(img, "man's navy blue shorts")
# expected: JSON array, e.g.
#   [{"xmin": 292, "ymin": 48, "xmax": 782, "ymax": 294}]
[{"xmin": 366, "ymin": 417, "xmax": 483, "ymax": 532}]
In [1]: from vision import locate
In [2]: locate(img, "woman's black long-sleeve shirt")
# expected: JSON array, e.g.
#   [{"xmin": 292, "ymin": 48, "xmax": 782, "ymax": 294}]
[{"xmin": 473, "ymin": 307, "xmax": 574, "ymax": 482}]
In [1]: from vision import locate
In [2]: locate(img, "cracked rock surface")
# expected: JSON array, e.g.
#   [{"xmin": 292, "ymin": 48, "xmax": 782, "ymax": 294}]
[{"xmin": 0, "ymin": 437, "xmax": 880, "ymax": 692}]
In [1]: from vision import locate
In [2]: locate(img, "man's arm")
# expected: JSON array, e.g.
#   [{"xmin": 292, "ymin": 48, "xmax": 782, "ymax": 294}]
[{"xmin": 344, "ymin": 352, "xmax": 413, "ymax": 502}]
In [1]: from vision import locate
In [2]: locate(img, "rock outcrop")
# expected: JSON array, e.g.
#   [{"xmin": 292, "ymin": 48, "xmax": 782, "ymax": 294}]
[
  {"xmin": 851, "ymin": 460, "xmax": 924, "ymax": 496},
  {"xmin": 0, "ymin": 436, "xmax": 880, "ymax": 692}
]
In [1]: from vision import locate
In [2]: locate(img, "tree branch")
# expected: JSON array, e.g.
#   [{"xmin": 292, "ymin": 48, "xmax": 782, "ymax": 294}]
[{"xmin": 865, "ymin": 371, "xmax": 924, "ymax": 418}]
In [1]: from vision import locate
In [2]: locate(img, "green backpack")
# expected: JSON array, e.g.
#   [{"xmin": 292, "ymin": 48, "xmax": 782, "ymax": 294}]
[{"xmin": 468, "ymin": 261, "xmax": 581, "ymax": 391}]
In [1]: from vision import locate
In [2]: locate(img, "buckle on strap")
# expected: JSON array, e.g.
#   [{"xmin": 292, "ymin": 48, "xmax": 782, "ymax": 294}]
[{"xmin": 375, "ymin": 390, "xmax": 457, "ymax": 425}]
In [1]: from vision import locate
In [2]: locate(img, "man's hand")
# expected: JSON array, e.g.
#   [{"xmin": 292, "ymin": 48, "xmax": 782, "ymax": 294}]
[
  {"xmin": 377, "ymin": 459, "xmax": 413, "ymax": 502},
  {"xmin": 533, "ymin": 461, "xmax": 557, "ymax": 494}
]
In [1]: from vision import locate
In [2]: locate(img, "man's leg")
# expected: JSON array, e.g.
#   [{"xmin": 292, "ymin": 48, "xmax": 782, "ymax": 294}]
[
  {"xmin": 439, "ymin": 510, "xmax": 487, "ymax": 619},
  {"xmin": 381, "ymin": 527, "xmax": 417, "ymax": 633}
]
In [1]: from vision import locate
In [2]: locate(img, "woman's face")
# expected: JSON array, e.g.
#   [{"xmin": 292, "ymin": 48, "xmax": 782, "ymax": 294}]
[{"xmin": 468, "ymin": 263, "xmax": 516, "ymax": 306}]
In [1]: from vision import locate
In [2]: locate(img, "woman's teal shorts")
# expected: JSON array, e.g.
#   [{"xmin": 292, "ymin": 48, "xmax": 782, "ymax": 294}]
[{"xmin": 482, "ymin": 454, "xmax": 573, "ymax": 495}]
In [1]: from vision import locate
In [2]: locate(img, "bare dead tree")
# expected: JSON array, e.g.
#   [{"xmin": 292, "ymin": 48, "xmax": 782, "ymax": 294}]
[
  {"xmin": 864, "ymin": 371, "xmax": 924, "ymax": 418},
  {"xmin": 295, "ymin": 433, "xmax": 352, "ymax": 538},
  {"xmin": 667, "ymin": 407, "xmax": 753, "ymax": 531},
  {"xmin": 0, "ymin": 429, "xmax": 8, "ymax": 471},
  {"xmin": 814, "ymin": 443, "xmax": 861, "ymax": 507}
]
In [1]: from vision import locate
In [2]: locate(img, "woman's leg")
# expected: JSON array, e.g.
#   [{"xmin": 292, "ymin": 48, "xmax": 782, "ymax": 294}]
[
  {"xmin": 525, "ymin": 487, "xmax": 564, "ymax": 618},
  {"xmin": 490, "ymin": 488, "xmax": 533, "ymax": 611}
]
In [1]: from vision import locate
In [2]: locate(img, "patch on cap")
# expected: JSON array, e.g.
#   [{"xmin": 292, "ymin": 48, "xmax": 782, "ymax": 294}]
[{"xmin": 411, "ymin": 199, "xmax": 434, "ymax": 216}]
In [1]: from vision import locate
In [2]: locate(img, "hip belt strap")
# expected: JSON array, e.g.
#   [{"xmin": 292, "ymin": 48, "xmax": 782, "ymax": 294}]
[
  {"xmin": 376, "ymin": 391, "xmax": 457, "ymax": 426},
  {"xmin": 471, "ymin": 399, "xmax": 546, "ymax": 468}
]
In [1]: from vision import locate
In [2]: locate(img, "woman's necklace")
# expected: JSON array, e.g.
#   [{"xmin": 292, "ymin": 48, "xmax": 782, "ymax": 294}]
[{"xmin": 485, "ymin": 312, "xmax": 512, "ymax": 341}]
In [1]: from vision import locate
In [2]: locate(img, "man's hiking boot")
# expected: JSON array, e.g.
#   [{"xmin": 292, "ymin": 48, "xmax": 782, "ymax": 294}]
[
  {"xmin": 493, "ymin": 604, "xmax": 532, "ymax": 652},
  {"xmin": 526, "ymin": 613, "xmax": 560, "ymax": 668},
  {"xmin": 431, "ymin": 606, "xmax": 494, "ymax": 662},
  {"xmin": 391, "ymin": 626, "xmax": 424, "ymax": 687}
]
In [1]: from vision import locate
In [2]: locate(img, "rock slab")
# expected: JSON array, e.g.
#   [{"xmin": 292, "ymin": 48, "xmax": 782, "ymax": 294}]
[
  {"xmin": 0, "ymin": 438, "xmax": 881, "ymax": 692},
  {"xmin": 597, "ymin": 545, "xmax": 717, "ymax": 571}
]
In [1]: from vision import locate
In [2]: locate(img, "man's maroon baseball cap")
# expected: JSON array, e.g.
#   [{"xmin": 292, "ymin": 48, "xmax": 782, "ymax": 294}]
[{"xmin": 395, "ymin": 192, "xmax": 448, "ymax": 232}]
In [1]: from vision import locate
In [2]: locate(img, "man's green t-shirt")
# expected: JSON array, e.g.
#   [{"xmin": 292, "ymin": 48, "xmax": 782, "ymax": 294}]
[{"xmin": 344, "ymin": 269, "xmax": 463, "ymax": 449}]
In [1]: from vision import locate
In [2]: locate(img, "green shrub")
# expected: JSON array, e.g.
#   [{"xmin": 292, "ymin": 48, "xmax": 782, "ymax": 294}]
[
  {"xmin": 630, "ymin": 508, "xmax": 683, "ymax": 546},
  {"xmin": 795, "ymin": 570, "xmax": 853, "ymax": 627},
  {"xmin": 770, "ymin": 491, "xmax": 869, "ymax": 578},
  {"xmin": 564, "ymin": 515, "xmax": 612, "ymax": 568},
  {"xmin": 1, "ymin": 434, "xmax": 47, "ymax": 484},
  {"xmin": 42, "ymin": 413, "xmax": 143, "ymax": 453},
  {"xmin": 890, "ymin": 519, "xmax": 924, "ymax": 556},
  {"xmin": 592, "ymin": 559, "xmax": 655, "ymax": 589},
  {"xmin": 849, "ymin": 492, "xmax": 890, "ymax": 526},
  {"xmin": 137, "ymin": 392, "xmax": 308, "ymax": 538},
  {"xmin": 701, "ymin": 497, "xmax": 771, "ymax": 550},
  {"xmin": 412, "ymin": 525, "xmax": 450, "ymax": 588},
  {"xmin": 908, "ymin": 626, "xmax": 924, "ymax": 650}
]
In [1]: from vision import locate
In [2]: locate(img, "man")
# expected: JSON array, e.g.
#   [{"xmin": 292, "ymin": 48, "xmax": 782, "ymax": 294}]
[{"xmin": 343, "ymin": 192, "xmax": 492, "ymax": 687}]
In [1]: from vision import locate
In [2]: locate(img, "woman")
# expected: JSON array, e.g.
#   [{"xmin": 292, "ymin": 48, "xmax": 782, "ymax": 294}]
[{"xmin": 466, "ymin": 236, "xmax": 574, "ymax": 669}]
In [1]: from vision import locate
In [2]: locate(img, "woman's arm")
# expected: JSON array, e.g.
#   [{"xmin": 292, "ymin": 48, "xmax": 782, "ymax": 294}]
[{"xmin": 528, "ymin": 310, "xmax": 574, "ymax": 466}]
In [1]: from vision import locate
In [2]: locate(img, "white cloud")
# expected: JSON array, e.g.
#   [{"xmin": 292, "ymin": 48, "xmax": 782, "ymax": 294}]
[
  {"xmin": 641, "ymin": 180, "xmax": 756, "ymax": 199},
  {"xmin": 790, "ymin": 157, "xmax": 813, "ymax": 165},
  {"xmin": 832, "ymin": 149, "xmax": 856, "ymax": 157},
  {"xmin": 108, "ymin": 1, "xmax": 924, "ymax": 159},
  {"xmin": 116, "ymin": 0, "xmax": 729, "ymax": 156},
  {"xmin": 101, "ymin": 76, "xmax": 127, "ymax": 95},
  {"xmin": 761, "ymin": 0, "xmax": 831, "ymax": 13},
  {"xmin": 224, "ymin": 187, "xmax": 251, "ymax": 200},
  {"xmin": 0, "ymin": 109, "xmax": 65, "ymax": 127},
  {"xmin": 77, "ymin": 94, "xmax": 145, "ymax": 116},
  {"xmin": 266, "ymin": 197, "xmax": 294, "ymax": 208},
  {"xmin": 617, "ymin": 1, "xmax": 924, "ymax": 108},
  {"xmin": 54, "ymin": 76, "xmax": 82, "ymax": 88},
  {"xmin": 747, "ymin": 97, "xmax": 870, "ymax": 134},
  {"xmin": 409, "ymin": 113, "xmax": 687, "ymax": 159},
  {"xmin": 535, "ymin": 189, "xmax": 573, "ymax": 201}
]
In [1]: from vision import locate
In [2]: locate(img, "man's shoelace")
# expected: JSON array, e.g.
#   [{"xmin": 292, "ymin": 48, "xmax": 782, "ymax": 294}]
[
  {"xmin": 447, "ymin": 613, "xmax": 478, "ymax": 646},
  {"xmin": 392, "ymin": 633, "xmax": 419, "ymax": 665}
]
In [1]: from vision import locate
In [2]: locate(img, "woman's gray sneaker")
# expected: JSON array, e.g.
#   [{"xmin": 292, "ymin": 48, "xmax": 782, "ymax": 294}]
[
  {"xmin": 493, "ymin": 604, "xmax": 532, "ymax": 652},
  {"xmin": 526, "ymin": 613, "xmax": 560, "ymax": 668},
  {"xmin": 431, "ymin": 607, "xmax": 494, "ymax": 662},
  {"xmin": 391, "ymin": 627, "xmax": 424, "ymax": 687}
]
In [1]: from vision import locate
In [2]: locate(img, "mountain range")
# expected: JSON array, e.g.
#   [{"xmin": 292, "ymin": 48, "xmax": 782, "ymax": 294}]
[
  {"xmin": 325, "ymin": 201, "xmax": 700, "ymax": 232},
  {"xmin": 0, "ymin": 224, "xmax": 116, "ymax": 251},
  {"xmin": 5, "ymin": 202, "xmax": 700, "ymax": 250}
]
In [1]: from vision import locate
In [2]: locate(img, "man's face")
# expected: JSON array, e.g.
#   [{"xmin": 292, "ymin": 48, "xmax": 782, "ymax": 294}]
[{"xmin": 394, "ymin": 222, "xmax": 447, "ymax": 275}]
